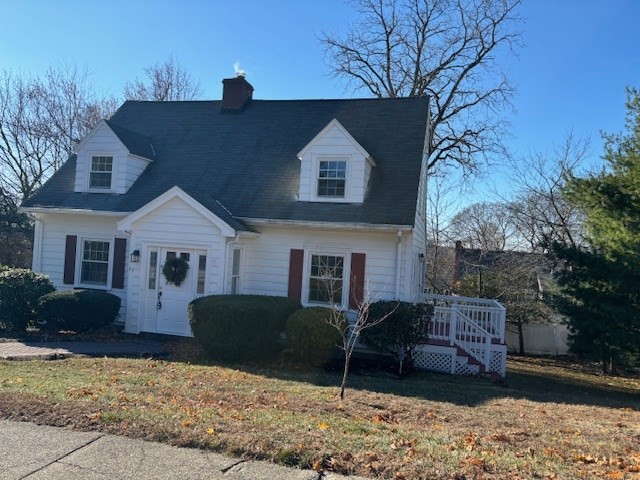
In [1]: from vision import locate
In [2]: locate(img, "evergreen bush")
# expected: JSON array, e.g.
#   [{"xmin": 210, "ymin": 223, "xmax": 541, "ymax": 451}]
[
  {"xmin": 37, "ymin": 289, "xmax": 121, "ymax": 332},
  {"xmin": 0, "ymin": 268, "xmax": 55, "ymax": 331},
  {"xmin": 286, "ymin": 307, "xmax": 344, "ymax": 366},
  {"xmin": 360, "ymin": 301, "xmax": 433, "ymax": 372},
  {"xmin": 189, "ymin": 295, "xmax": 301, "ymax": 362}
]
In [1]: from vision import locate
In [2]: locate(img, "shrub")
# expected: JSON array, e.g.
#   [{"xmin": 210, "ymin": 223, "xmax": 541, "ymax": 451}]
[
  {"xmin": 286, "ymin": 307, "xmax": 344, "ymax": 366},
  {"xmin": 37, "ymin": 290, "xmax": 121, "ymax": 333},
  {"xmin": 189, "ymin": 295, "xmax": 302, "ymax": 362},
  {"xmin": 360, "ymin": 301, "xmax": 433, "ymax": 373},
  {"xmin": 0, "ymin": 268, "xmax": 55, "ymax": 331}
]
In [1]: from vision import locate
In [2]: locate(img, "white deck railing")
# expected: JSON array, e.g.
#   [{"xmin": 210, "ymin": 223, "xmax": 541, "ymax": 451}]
[{"xmin": 425, "ymin": 293, "xmax": 506, "ymax": 370}]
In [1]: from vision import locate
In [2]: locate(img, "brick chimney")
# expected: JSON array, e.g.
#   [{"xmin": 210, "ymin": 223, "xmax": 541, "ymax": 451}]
[{"xmin": 221, "ymin": 75, "xmax": 254, "ymax": 112}]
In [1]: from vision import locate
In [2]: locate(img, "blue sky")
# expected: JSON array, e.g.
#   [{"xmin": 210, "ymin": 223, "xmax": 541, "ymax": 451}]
[{"xmin": 1, "ymin": 0, "xmax": 639, "ymax": 198}]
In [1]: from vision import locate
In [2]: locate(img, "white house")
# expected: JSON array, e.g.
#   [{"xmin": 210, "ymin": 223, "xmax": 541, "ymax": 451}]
[{"xmin": 22, "ymin": 75, "xmax": 506, "ymax": 377}]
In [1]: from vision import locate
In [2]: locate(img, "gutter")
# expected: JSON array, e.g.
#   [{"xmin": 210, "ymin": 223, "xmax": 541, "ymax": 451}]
[
  {"xmin": 239, "ymin": 217, "xmax": 413, "ymax": 232},
  {"xmin": 20, "ymin": 207, "xmax": 129, "ymax": 217}
]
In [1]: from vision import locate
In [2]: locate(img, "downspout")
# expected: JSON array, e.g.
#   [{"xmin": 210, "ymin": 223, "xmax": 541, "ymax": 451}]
[
  {"xmin": 32, "ymin": 216, "xmax": 43, "ymax": 272},
  {"xmin": 395, "ymin": 230, "xmax": 403, "ymax": 299}
]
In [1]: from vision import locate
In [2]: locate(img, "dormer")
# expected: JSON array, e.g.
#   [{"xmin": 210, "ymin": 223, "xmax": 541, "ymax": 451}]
[
  {"xmin": 73, "ymin": 120, "xmax": 155, "ymax": 194},
  {"xmin": 297, "ymin": 119, "xmax": 375, "ymax": 203}
]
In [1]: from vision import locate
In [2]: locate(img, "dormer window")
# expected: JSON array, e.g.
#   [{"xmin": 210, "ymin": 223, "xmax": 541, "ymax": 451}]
[
  {"xmin": 89, "ymin": 156, "xmax": 113, "ymax": 189},
  {"xmin": 298, "ymin": 119, "xmax": 374, "ymax": 204},
  {"xmin": 317, "ymin": 158, "xmax": 347, "ymax": 198}
]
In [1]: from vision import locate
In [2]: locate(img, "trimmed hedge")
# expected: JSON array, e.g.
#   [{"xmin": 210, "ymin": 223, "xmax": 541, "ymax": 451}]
[
  {"xmin": 360, "ymin": 301, "xmax": 433, "ymax": 372},
  {"xmin": 0, "ymin": 268, "xmax": 55, "ymax": 331},
  {"xmin": 189, "ymin": 295, "xmax": 302, "ymax": 362},
  {"xmin": 37, "ymin": 290, "xmax": 121, "ymax": 333},
  {"xmin": 286, "ymin": 307, "xmax": 344, "ymax": 366}
]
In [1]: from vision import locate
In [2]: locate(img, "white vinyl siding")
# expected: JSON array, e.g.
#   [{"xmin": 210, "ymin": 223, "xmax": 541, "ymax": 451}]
[
  {"xmin": 32, "ymin": 212, "xmax": 128, "ymax": 315},
  {"xmin": 238, "ymin": 225, "xmax": 411, "ymax": 304}
]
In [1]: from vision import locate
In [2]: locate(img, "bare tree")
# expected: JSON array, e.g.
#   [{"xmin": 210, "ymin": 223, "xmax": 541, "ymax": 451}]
[
  {"xmin": 124, "ymin": 56, "xmax": 202, "ymax": 101},
  {"xmin": 0, "ymin": 66, "xmax": 116, "ymax": 266},
  {"xmin": 505, "ymin": 134, "xmax": 590, "ymax": 251},
  {"xmin": 312, "ymin": 257, "xmax": 396, "ymax": 400},
  {"xmin": 424, "ymin": 169, "xmax": 460, "ymax": 292},
  {"xmin": 321, "ymin": 0, "xmax": 522, "ymax": 174},
  {"xmin": 457, "ymin": 251, "xmax": 552, "ymax": 354},
  {"xmin": 448, "ymin": 201, "xmax": 519, "ymax": 251},
  {"xmin": 0, "ymin": 66, "xmax": 115, "ymax": 204}
]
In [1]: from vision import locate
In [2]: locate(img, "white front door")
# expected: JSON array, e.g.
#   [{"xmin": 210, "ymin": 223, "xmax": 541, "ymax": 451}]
[{"xmin": 143, "ymin": 247, "xmax": 206, "ymax": 336}]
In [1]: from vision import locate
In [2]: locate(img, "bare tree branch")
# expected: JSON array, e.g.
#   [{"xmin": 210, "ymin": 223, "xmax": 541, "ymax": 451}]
[
  {"xmin": 0, "ymin": 67, "xmax": 116, "ymax": 204},
  {"xmin": 503, "ymin": 133, "xmax": 591, "ymax": 251},
  {"xmin": 321, "ymin": 0, "xmax": 523, "ymax": 175},
  {"xmin": 124, "ymin": 56, "xmax": 202, "ymax": 101}
]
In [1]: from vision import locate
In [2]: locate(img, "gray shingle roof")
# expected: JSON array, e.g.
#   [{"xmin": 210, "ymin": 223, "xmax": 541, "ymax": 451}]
[
  {"xmin": 104, "ymin": 120, "xmax": 155, "ymax": 159},
  {"xmin": 23, "ymin": 97, "xmax": 430, "ymax": 228}
]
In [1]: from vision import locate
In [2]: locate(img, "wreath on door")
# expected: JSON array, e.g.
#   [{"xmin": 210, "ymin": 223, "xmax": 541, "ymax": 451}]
[{"xmin": 162, "ymin": 257, "xmax": 189, "ymax": 286}]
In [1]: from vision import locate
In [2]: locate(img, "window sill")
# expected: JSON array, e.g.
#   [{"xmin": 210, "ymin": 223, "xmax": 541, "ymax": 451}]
[{"xmin": 74, "ymin": 283, "xmax": 111, "ymax": 291}]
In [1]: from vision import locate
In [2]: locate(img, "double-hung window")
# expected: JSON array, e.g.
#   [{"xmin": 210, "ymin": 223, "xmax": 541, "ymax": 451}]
[
  {"xmin": 308, "ymin": 254, "xmax": 344, "ymax": 304},
  {"xmin": 89, "ymin": 155, "xmax": 113, "ymax": 189},
  {"xmin": 317, "ymin": 159, "xmax": 346, "ymax": 198},
  {"xmin": 80, "ymin": 240, "xmax": 110, "ymax": 286}
]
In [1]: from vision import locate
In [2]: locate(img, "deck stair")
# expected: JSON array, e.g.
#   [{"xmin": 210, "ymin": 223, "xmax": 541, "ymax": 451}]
[{"xmin": 413, "ymin": 293, "xmax": 507, "ymax": 377}]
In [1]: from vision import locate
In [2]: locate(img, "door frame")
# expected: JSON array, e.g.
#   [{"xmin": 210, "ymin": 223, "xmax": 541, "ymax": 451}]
[{"xmin": 139, "ymin": 241, "xmax": 211, "ymax": 336}]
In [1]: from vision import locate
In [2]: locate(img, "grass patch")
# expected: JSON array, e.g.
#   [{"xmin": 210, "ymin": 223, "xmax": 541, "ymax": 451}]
[{"xmin": 0, "ymin": 355, "xmax": 638, "ymax": 479}]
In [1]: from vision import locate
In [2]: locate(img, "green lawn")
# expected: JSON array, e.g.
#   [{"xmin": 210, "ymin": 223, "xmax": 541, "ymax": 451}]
[{"xmin": 0, "ymin": 352, "xmax": 638, "ymax": 479}]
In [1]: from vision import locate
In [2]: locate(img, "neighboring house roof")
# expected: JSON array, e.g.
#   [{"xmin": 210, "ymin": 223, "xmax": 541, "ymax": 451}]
[
  {"xmin": 23, "ymin": 97, "xmax": 430, "ymax": 227},
  {"xmin": 453, "ymin": 242, "xmax": 551, "ymax": 292}
]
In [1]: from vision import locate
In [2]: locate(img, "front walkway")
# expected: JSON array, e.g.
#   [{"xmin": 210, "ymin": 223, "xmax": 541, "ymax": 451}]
[{"xmin": 0, "ymin": 340, "xmax": 165, "ymax": 360}]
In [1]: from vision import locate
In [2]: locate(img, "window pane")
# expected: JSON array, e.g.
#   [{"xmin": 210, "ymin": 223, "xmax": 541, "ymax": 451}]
[
  {"xmin": 231, "ymin": 248, "xmax": 241, "ymax": 294},
  {"xmin": 232, "ymin": 248, "xmax": 241, "ymax": 275},
  {"xmin": 180, "ymin": 252, "xmax": 191, "ymax": 262},
  {"xmin": 148, "ymin": 251, "xmax": 157, "ymax": 290},
  {"xmin": 197, "ymin": 255, "xmax": 206, "ymax": 294},
  {"xmin": 90, "ymin": 156, "xmax": 113, "ymax": 189},
  {"xmin": 318, "ymin": 160, "xmax": 346, "ymax": 198},
  {"xmin": 308, "ymin": 255, "xmax": 344, "ymax": 304},
  {"xmin": 80, "ymin": 240, "xmax": 110, "ymax": 285}
]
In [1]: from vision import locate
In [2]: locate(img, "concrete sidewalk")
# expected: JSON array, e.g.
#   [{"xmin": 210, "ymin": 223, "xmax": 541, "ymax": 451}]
[
  {"xmin": 0, "ymin": 340, "xmax": 165, "ymax": 360},
  {"xmin": 0, "ymin": 420, "xmax": 369, "ymax": 480}
]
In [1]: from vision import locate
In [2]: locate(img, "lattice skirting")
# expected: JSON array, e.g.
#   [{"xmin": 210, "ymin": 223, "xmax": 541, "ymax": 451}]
[
  {"xmin": 455, "ymin": 357, "xmax": 480, "ymax": 376},
  {"xmin": 413, "ymin": 343, "xmax": 507, "ymax": 378},
  {"xmin": 413, "ymin": 349, "xmax": 453, "ymax": 373}
]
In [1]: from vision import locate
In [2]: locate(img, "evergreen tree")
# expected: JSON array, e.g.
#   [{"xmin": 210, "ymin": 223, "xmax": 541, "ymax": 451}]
[{"xmin": 552, "ymin": 87, "xmax": 640, "ymax": 373}]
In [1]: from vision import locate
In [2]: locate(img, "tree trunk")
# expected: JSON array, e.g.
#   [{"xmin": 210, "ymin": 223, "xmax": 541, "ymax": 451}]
[
  {"xmin": 517, "ymin": 322, "xmax": 525, "ymax": 355},
  {"xmin": 340, "ymin": 352, "xmax": 351, "ymax": 400}
]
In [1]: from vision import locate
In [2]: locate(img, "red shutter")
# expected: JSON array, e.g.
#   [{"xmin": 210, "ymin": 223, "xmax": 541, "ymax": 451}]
[
  {"xmin": 63, "ymin": 235, "xmax": 77, "ymax": 285},
  {"xmin": 349, "ymin": 253, "xmax": 366, "ymax": 309},
  {"xmin": 112, "ymin": 238, "xmax": 127, "ymax": 289},
  {"xmin": 288, "ymin": 249, "xmax": 304, "ymax": 301}
]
